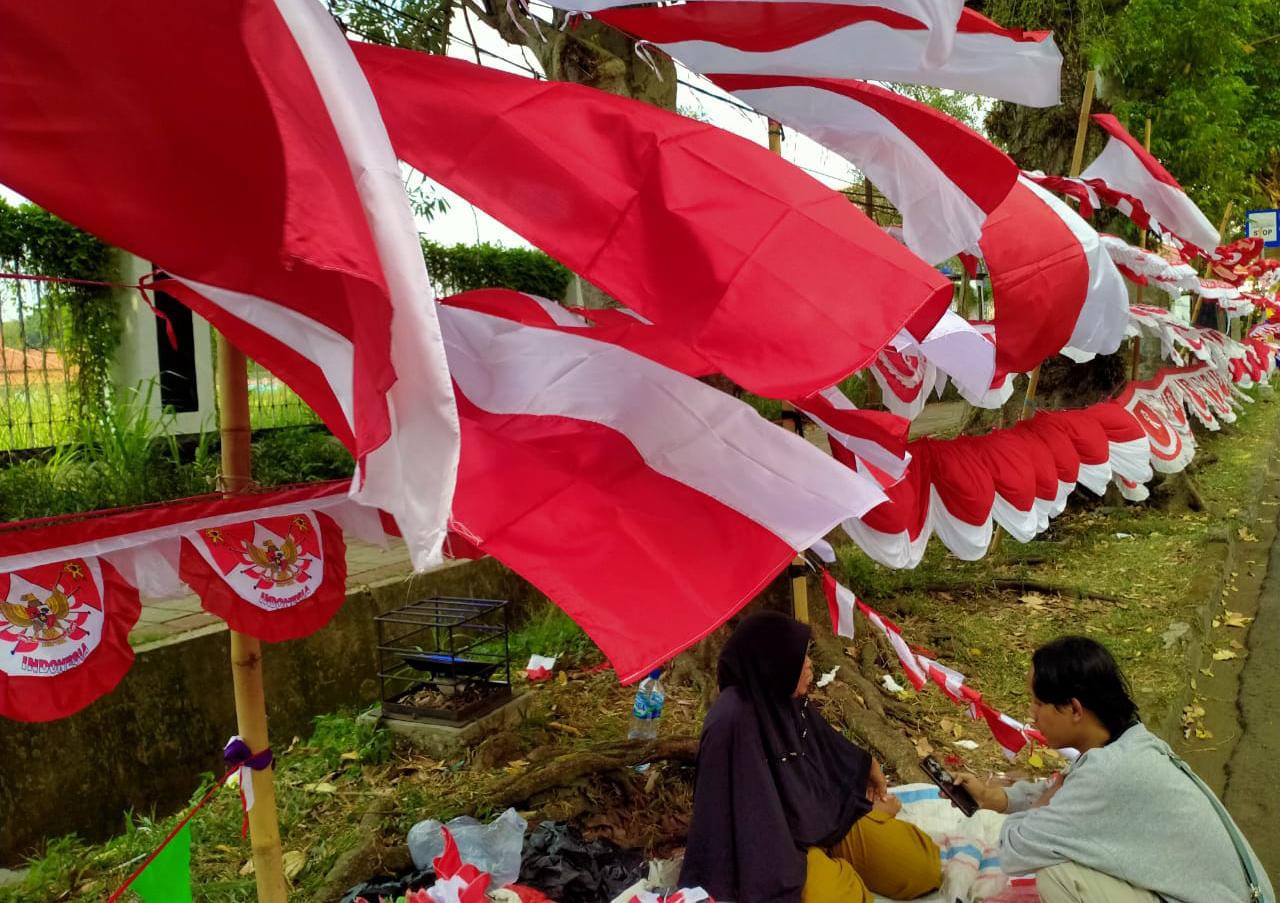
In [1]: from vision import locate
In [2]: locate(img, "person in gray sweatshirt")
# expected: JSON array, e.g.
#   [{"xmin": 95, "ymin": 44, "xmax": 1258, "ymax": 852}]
[{"xmin": 954, "ymin": 636, "xmax": 1272, "ymax": 903}]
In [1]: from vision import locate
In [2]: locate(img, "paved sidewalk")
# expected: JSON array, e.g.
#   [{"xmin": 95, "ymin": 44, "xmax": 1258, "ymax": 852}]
[{"xmin": 127, "ymin": 538, "xmax": 415, "ymax": 645}]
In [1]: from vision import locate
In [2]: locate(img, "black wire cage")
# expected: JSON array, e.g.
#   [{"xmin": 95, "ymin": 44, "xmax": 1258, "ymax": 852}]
[{"xmin": 374, "ymin": 596, "xmax": 513, "ymax": 724}]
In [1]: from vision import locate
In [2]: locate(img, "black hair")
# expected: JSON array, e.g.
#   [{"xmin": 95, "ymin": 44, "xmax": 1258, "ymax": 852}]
[{"xmin": 1031, "ymin": 636, "xmax": 1139, "ymax": 739}]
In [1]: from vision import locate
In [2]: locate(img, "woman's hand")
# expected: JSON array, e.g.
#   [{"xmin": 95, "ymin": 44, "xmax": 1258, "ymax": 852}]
[
  {"xmin": 953, "ymin": 774, "xmax": 1008, "ymax": 813},
  {"xmin": 866, "ymin": 759, "xmax": 889, "ymax": 802},
  {"xmin": 871, "ymin": 793, "xmax": 902, "ymax": 817}
]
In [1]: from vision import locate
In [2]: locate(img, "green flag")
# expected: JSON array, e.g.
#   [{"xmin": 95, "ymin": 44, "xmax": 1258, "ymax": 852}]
[{"xmin": 131, "ymin": 823, "xmax": 193, "ymax": 903}]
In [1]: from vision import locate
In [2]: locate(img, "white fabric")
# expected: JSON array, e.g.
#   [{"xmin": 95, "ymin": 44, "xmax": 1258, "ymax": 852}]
[
  {"xmin": 276, "ymin": 0, "xmax": 460, "ymax": 570},
  {"xmin": 730, "ymin": 85, "xmax": 988, "ymax": 265},
  {"xmin": 892, "ymin": 310, "xmax": 996, "ymax": 397},
  {"xmin": 829, "ymin": 578, "xmax": 857, "ymax": 639},
  {"xmin": 1082, "ymin": 137, "xmax": 1220, "ymax": 252},
  {"xmin": 928, "ymin": 486, "xmax": 992, "ymax": 560},
  {"xmin": 438, "ymin": 306, "xmax": 887, "ymax": 550},
  {"xmin": 814, "ymin": 385, "xmax": 912, "ymax": 479},
  {"xmin": 530, "ymin": 295, "xmax": 591, "ymax": 326},
  {"xmin": 658, "ymin": 23, "xmax": 1061, "ymax": 106}
]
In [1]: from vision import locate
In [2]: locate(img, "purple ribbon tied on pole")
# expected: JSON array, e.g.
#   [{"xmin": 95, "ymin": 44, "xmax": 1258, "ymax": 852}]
[{"xmin": 223, "ymin": 735, "xmax": 273, "ymax": 836}]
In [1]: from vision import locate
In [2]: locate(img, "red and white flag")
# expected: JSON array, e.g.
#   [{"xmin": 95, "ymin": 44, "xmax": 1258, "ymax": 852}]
[
  {"xmin": 596, "ymin": 5, "xmax": 1062, "ymax": 107},
  {"xmin": 1081, "ymin": 114, "xmax": 1220, "ymax": 255},
  {"xmin": 709, "ymin": 74, "xmax": 1019, "ymax": 264},
  {"xmin": 820, "ymin": 570, "xmax": 858, "ymax": 639},
  {"xmin": 978, "ymin": 177, "xmax": 1128, "ymax": 372},
  {"xmin": 794, "ymin": 385, "xmax": 912, "ymax": 480},
  {"xmin": 0, "ymin": 0, "xmax": 459, "ymax": 570},
  {"xmin": 180, "ymin": 512, "xmax": 348, "ymax": 643},
  {"xmin": 0, "ymin": 558, "xmax": 139, "ymax": 723},
  {"xmin": 440, "ymin": 305, "xmax": 888, "ymax": 682},
  {"xmin": 355, "ymin": 43, "xmax": 951, "ymax": 400}
]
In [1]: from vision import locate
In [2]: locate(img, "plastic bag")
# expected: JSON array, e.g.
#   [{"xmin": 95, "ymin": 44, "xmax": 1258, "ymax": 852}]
[
  {"xmin": 408, "ymin": 807, "xmax": 528, "ymax": 888},
  {"xmin": 518, "ymin": 821, "xmax": 645, "ymax": 903}
]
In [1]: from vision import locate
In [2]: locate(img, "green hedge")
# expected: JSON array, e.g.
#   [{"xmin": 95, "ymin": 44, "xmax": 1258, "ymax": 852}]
[{"xmin": 422, "ymin": 240, "xmax": 572, "ymax": 300}]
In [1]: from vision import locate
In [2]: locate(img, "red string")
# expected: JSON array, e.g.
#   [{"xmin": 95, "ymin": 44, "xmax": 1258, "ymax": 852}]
[
  {"xmin": 106, "ymin": 768, "xmax": 236, "ymax": 903},
  {"xmin": 0, "ymin": 270, "xmax": 178, "ymax": 351}
]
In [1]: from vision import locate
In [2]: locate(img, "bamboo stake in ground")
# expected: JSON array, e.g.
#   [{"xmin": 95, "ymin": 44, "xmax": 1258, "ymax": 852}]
[
  {"xmin": 1131, "ymin": 118, "xmax": 1153, "ymax": 381},
  {"xmin": 1020, "ymin": 69, "xmax": 1097, "ymax": 421},
  {"xmin": 217, "ymin": 332, "xmax": 288, "ymax": 903}
]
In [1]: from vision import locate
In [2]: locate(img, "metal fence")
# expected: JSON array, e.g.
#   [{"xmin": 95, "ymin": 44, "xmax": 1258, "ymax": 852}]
[{"xmin": 1, "ymin": 274, "xmax": 319, "ymax": 453}]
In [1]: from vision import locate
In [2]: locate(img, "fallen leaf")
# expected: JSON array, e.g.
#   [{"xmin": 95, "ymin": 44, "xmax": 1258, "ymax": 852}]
[
  {"xmin": 1224, "ymin": 612, "xmax": 1253, "ymax": 629},
  {"xmin": 282, "ymin": 850, "xmax": 306, "ymax": 883},
  {"xmin": 504, "ymin": 760, "xmax": 529, "ymax": 775},
  {"xmin": 1238, "ymin": 527, "xmax": 1259, "ymax": 543},
  {"xmin": 913, "ymin": 736, "xmax": 934, "ymax": 757},
  {"xmin": 1018, "ymin": 593, "xmax": 1047, "ymax": 611},
  {"xmin": 1028, "ymin": 752, "xmax": 1044, "ymax": 769},
  {"xmin": 1194, "ymin": 727, "xmax": 1214, "ymax": 740},
  {"xmin": 1212, "ymin": 649, "xmax": 1238, "ymax": 661},
  {"xmin": 1200, "ymin": 667, "xmax": 1215, "ymax": 678},
  {"xmin": 304, "ymin": 782, "xmax": 337, "ymax": 794},
  {"xmin": 240, "ymin": 860, "xmax": 255, "ymax": 877},
  {"xmin": 340, "ymin": 751, "xmax": 360, "ymax": 762}
]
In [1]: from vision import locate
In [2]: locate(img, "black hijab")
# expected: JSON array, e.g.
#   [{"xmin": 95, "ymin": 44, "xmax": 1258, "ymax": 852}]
[{"xmin": 680, "ymin": 612, "xmax": 872, "ymax": 902}]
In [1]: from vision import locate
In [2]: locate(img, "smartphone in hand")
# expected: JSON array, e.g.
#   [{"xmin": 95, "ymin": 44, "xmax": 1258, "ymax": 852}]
[{"xmin": 921, "ymin": 755, "xmax": 979, "ymax": 817}]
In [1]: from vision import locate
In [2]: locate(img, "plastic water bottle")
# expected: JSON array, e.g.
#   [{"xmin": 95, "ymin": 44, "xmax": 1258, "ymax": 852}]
[{"xmin": 628, "ymin": 670, "xmax": 665, "ymax": 771}]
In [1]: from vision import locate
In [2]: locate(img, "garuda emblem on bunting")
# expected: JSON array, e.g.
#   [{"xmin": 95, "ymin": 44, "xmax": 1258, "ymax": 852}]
[
  {"xmin": 0, "ymin": 558, "xmax": 140, "ymax": 722},
  {"xmin": 179, "ymin": 512, "xmax": 347, "ymax": 643}
]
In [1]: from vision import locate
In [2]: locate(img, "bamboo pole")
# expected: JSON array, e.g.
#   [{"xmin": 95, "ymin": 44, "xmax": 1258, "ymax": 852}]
[
  {"xmin": 217, "ymin": 333, "xmax": 288, "ymax": 903},
  {"xmin": 1020, "ymin": 70, "xmax": 1096, "ymax": 421},
  {"xmin": 1131, "ymin": 119, "xmax": 1153, "ymax": 381},
  {"xmin": 762, "ymin": 116, "xmax": 811, "ymax": 624}
]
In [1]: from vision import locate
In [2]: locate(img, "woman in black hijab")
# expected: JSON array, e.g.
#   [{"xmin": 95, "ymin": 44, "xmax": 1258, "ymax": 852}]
[{"xmin": 680, "ymin": 611, "xmax": 941, "ymax": 902}]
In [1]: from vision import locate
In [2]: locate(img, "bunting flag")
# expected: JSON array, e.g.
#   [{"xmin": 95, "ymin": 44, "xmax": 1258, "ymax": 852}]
[
  {"xmin": 1080, "ymin": 114, "xmax": 1220, "ymax": 255},
  {"xmin": 355, "ymin": 42, "xmax": 952, "ymax": 399},
  {"xmin": 127, "ymin": 823, "xmax": 194, "ymax": 903},
  {"xmin": 0, "ymin": 558, "xmax": 139, "ymax": 723},
  {"xmin": 0, "ymin": 482, "xmax": 388, "ymax": 720},
  {"xmin": 0, "ymin": 0, "xmax": 460, "ymax": 570},
  {"xmin": 709, "ymin": 74, "xmax": 1019, "ymax": 264},
  {"xmin": 978, "ymin": 177, "xmax": 1129, "ymax": 373},
  {"xmin": 836, "ymin": 379, "xmax": 1243, "ymax": 569},
  {"xmin": 793, "ymin": 386, "xmax": 912, "ymax": 480},
  {"xmin": 439, "ymin": 303, "xmax": 887, "ymax": 682},
  {"xmin": 1099, "ymin": 234, "xmax": 1200, "ymax": 298},
  {"xmin": 179, "ymin": 512, "xmax": 348, "ymax": 643},
  {"xmin": 595, "ymin": 5, "xmax": 1062, "ymax": 106}
]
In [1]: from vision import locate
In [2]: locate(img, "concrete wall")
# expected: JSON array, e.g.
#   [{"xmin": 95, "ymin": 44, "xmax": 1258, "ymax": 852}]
[{"xmin": 0, "ymin": 557, "xmax": 543, "ymax": 864}]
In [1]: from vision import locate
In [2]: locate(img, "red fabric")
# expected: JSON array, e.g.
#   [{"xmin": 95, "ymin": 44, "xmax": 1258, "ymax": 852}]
[
  {"xmin": 0, "ymin": 559, "xmax": 140, "ymax": 723},
  {"xmin": 955, "ymin": 7, "xmax": 1051, "ymax": 41},
  {"xmin": 709, "ymin": 74, "xmax": 1018, "ymax": 215},
  {"xmin": 928, "ymin": 439, "xmax": 996, "ymax": 527},
  {"xmin": 0, "ymin": 1, "xmax": 395, "ymax": 466},
  {"xmin": 1014, "ymin": 418, "xmax": 1081, "ymax": 486},
  {"xmin": 1085, "ymin": 402, "xmax": 1146, "ymax": 444},
  {"xmin": 597, "ymin": 2, "xmax": 927, "ymax": 48},
  {"xmin": 967, "ymin": 432, "xmax": 1039, "ymax": 513},
  {"xmin": 510, "ymin": 886, "xmax": 556, "ymax": 903},
  {"xmin": 1091, "ymin": 114, "xmax": 1181, "ymax": 189},
  {"xmin": 451, "ymin": 392, "xmax": 792, "ymax": 683},
  {"xmin": 792, "ymin": 393, "xmax": 910, "ymax": 464},
  {"xmin": 1039, "ymin": 411, "xmax": 1110, "ymax": 466},
  {"xmin": 979, "ymin": 181, "xmax": 1091, "ymax": 373},
  {"xmin": 355, "ymin": 43, "xmax": 951, "ymax": 398},
  {"xmin": 859, "ymin": 441, "xmax": 932, "ymax": 539},
  {"xmin": 179, "ymin": 512, "xmax": 349, "ymax": 643}
]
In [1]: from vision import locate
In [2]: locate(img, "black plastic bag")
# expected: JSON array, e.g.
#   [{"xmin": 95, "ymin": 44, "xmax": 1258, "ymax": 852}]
[
  {"xmin": 518, "ymin": 821, "xmax": 645, "ymax": 903},
  {"xmin": 340, "ymin": 866, "xmax": 435, "ymax": 903}
]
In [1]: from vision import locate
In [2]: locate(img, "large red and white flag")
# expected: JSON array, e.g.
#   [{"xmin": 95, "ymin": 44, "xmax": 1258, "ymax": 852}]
[
  {"xmin": 0, "ymin": 0, "xmax": 459, "ymax": 569},
  {"xmin": 596, "ymin": 5, "xmax": 1062, "ymax": 107},
  {"xmin": 558, "ymin": 0, "xmax": 965, "ymax": 66},
  {"xmin": 439, "ymin": 304, "xmax": 887, "ymax": 682},
  {"xmin": 710, "ymin": 75, "xmax": 1018, "ymax": 264},
  {"xmin": 1081, "ymin": 114, "xmax": 1220, "ymax": 255},
  {"xmin": 978, "ymin": 177, "xmax": 1128, "ymax": 373},
  {"xmin": 355, "ymin": 43, "xmax": 951, "ymax": 399}
]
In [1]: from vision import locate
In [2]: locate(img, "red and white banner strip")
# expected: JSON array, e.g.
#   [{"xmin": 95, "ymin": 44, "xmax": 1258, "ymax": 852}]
[
  {"xmin": 1099, "ymin": 234, "xmax": 1200, "ymax": 298},
  {"xmin": 821, "ymin": 571, "xmax": 1046, "ymax": 758}
]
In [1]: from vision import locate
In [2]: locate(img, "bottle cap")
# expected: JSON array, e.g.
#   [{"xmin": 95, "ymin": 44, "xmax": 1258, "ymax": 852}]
[{"xmin": 649, "ymin": 669, "xmax": 662, "ymax": 679}]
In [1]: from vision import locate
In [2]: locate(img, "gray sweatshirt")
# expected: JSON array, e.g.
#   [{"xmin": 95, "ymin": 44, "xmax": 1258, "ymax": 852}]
[{"xmin": 999, "ymin": 723, "xmax": 1273, "ymax": 903}]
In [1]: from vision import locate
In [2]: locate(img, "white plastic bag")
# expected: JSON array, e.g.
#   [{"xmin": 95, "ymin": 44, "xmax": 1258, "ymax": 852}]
[{"xmin": 408, "ymin": 807, "xmax": 528, "ymax": 888}]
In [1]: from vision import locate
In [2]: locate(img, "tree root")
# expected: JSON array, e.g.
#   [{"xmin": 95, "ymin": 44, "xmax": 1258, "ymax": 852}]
[
  {"xmin": 487, "ymin": 737, "xmax": 699, "ymax": 810},
  {"xmin": 920, "ymin": 576, "xmax": 1120, "ymax": 602}
]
